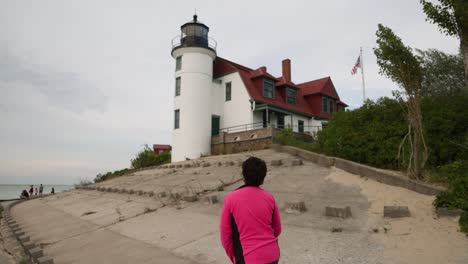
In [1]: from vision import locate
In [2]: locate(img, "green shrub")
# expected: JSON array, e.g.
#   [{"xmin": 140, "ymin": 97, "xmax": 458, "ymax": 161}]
[
  {"xmin": 94, "ymin": 145, "xmax": 171, "ymax": 183},
  {"xmin": 274, "ymin": 128, "xmax": 318, "ymax": 152},
  {"xmin": 433, "ymin": 160, "xmax": 468, "ymax": 211},
  {"xmin": 317, "ymin": 97, "xmax": 407, "ymax": 169},
  {"xmin": 460, "ymin": 211, "xmax": 468, "ymax": 234}
]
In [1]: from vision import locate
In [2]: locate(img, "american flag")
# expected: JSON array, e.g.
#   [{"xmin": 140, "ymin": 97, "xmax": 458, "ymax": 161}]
[{"xmin": 351, "ymin": 56, "xmax": 361, "ymax": 75}]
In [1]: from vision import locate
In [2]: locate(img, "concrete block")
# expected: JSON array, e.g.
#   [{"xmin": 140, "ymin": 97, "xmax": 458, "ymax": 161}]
[
  {"xmin": 28, "ymin": 247, "xmax": 43, "ymax": 260},
  {"xmin": 436, "ymin": 207, "xmax": 464, "ymax": 218},
  {"xmin": 169, "ymin": 192, "xmax": 180, "ymax": 199},
  {"xmin": 22, "ymin": 242, "xmax": 35, "ymax": 250},
  {"xmin": 169, "ymin": 165, "xmax": 175, "ymax": 168},
  {"xmin": 285, "ymin": 201, "xmax": 307, "ymax": 214},
  {"xmin": 148, "ymin": 191, "xmax": 154, "ymax": 197},
  {"xmin": 384, "ymin": 206, "xmax": 410, "ymax": 218},
  {"xmin": 176, "ymin": 164, "xmax": 183, "ymax": 168},
  {"xmin": 37, "ymin": 256, "xmax": 54, "ymax": 264},
  {"xmin": 183, "ymin": 195, "xmax": 198, "ymax": 202},
  {"xmin": 325, "ymin": 206, "xmax": 352, "ymax": 219},
  {"xmin": 128, "ymin": 190, "xmax": 135, "ymax": 194},
  {"xmin": 203, "ymin": 195, "xmax": 218, "ymax": 205},
  {"xmin": 7, "ymin": 220, "xmax": 16, "ymax": 226},
  {"xmin": 137, "ymin": 190, "xmax": 144, "ymax": 196},
  {"xmin": 271, "ymin": 160, "xmax": 282, "ymax": 166},
  {"xmin": 10, "ymin": 223, "xmax": 19, "ymax": 229},
  {"xmin": 202, "ymin": 162, "xmax": 211, "ymax": 167},
  {"xmin": 217, "ymin": 162, "xmax": 223, "ymax": 166},
  {"xmin": 159, "ymin": 191, "xmax": 167, "ymax": 198},
  {"xmin": 192, "ymin": 163, "xmax": 200, "ymax": 167},
  {"xmin": 291, "ymin": 159, "xmax": 303, "ymax": 166},
  {"xmin": 14, "ymin": 230, "xmax": 25, "ymax": 237},
  {"xmin": 19, "ymin": 235, "xmax": 30, "ymax": 243},
  {"xmin": 183, "ymin": 164, "xmax": 192, "ymax": 168}
]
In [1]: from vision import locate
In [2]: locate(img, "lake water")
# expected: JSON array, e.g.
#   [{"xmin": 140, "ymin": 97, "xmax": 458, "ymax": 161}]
[{"xmin": 0, "ymin": 184, "xmax": 74, "ymax": 200}]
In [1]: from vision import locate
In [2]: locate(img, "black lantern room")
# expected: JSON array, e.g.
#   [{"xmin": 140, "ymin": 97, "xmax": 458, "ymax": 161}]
[{"xmin": 172, "ymin": 15, "xmax": 216, "ymax": 54}]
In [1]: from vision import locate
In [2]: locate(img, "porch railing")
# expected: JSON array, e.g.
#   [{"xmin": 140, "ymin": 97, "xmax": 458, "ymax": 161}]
[{"xmin": 216, "ymin": 122, "xmax": 323, "ymax": 135}]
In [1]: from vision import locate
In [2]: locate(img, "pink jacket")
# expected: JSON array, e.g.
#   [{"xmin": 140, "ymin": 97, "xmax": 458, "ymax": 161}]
[{"xmin": 220, "ymin": 186, "xmax": 282, "ymax": 264}]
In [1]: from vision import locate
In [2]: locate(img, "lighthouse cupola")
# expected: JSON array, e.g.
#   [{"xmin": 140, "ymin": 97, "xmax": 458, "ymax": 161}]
[{"xmin": 171, "ymin": 15, "xmax": 216, "ymax": 56}]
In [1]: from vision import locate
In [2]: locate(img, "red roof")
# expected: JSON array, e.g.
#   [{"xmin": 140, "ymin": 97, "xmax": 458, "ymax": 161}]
[
  {"xmin": 153, "ymin": 144, "xmax": 171, "ymax": 150},
  {"xmin": 213, "ymin": 57, "xmax": 347, "ymax": 118}
]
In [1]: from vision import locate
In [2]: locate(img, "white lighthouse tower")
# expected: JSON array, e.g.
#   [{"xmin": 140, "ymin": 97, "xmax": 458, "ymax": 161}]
[{"xmin": 171, "ymin": 15, "xmax": 217, "ymax": 162}]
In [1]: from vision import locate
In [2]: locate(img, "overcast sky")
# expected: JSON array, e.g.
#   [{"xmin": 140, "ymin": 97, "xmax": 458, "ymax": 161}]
[{"xmin": 0, "ymin": 0, "xmax": 459, "ymax": 185}]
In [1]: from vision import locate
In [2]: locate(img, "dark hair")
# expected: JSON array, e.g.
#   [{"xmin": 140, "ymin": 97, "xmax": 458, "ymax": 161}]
[{"xmin": 242, "ymin": 157, "xmax": 267, "ymax": 186}]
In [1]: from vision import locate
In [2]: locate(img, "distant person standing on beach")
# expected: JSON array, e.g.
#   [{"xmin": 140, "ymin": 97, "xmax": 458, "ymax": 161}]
[
  {"xmin": 220, "ymin": 157, "xmax": 282, "ymax": 264},
  {"xmin": 35, "ymin": 187, "xmax": 38, "ymax": 195},
  {"xmin": 29, "ymin": 185, "xmax": 33, "ymax": 197},
  {"xmin": 39, "ymin": 184, "xmax": 44, "ymax": 195},
  {"xmin": 51, "ymin": 187, "xmax": 55, "ymax": 194}
]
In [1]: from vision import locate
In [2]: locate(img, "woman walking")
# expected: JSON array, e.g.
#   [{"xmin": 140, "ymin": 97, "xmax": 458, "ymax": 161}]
[{"xmin": 220, "ymin": 157, "xmax": 282, "ymax": 264}]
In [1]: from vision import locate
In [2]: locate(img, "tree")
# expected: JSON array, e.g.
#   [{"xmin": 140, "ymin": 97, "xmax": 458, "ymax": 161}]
[
  {"xmin": 420, "ymin": 0, "xmax": 468, "ymax": 89},
  {"xmin": 374, "ymin": 24, "xmax": 428, "ymax": 179},
  {"xmin": 131, "ymin": 144, "xmax": 171, "ymax": 169},
  {"xmin": 417, "ymin": 49, "xmax": 465, "ymax": 96}
]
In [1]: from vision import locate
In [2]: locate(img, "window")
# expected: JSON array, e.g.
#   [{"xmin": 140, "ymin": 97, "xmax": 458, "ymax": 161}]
[
  {"xmin": 175, "ymin": 77, "xmax": 181, "ymax": 96},
  {"xmin": 263, "ymin": 79, "xmax": 275, "ymax": 99},
  {"xmin": 225, "ymin": 82, "xmax": 231, "ymax": 101},
  {"xmin": 329, "ymin": 99, "xmax": 334, "ymax": 113},
  {"xmin": 286, "ymin": 87, "xmax": 297, "ymax": 105},
  {"xmin": 298, "ymin": 120, "xmax": 304, "ymax": 133},
  {"xmin": 322, "ymin": 96, "xmax": 328, "ymax": 113},
  {"xmin": 175, "ymin": 56, "xmax": 182, "ymax": 71},
  {"xmin": 174, "ymin": 109, "xmax": 180, "ymax": 129}
]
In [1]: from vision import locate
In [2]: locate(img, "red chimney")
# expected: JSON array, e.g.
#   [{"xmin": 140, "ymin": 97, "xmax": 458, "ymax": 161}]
[{"xmin": 282, "ymin": 59, "xmax": 291, "ymax": 82}]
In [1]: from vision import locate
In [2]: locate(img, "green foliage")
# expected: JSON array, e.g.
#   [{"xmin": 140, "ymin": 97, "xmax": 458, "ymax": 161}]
[
  {"xmin": 18, "ymin": 258, "xmax": 29, "ymax": 264},
  {"xmin": 131, "ymin": 144, "xmax": 171, "ymax": 169},
  {"xmin": 374, "ymin": 24, "xmax": 423, "ymax": 92},
  {"xmin": 433, "ymin": 160, "xmax": 468, "ymax": 211},
  {"xmin": 417, "ymin": 49, "xmax": 465, "ymax": 96},
  {"xmin": 420, "ymin": 0, "xmax": 468, "ymax": 88},
  {"xmin": 94, "ymin": 144, "xmax": 171, "ymax": 183},
  {"xmin": 317, "ymin": 98, "xmax": 407, "ymax": 169},
  {"xmin": 94, "ymin": 168, "xmax": 132, "ymax": 183},
  {"xmin": 460, "ymin": 211, "xmax": 468, "ymax": 234},
  {"xmin": 274, "ymin": 128, "xmax": 319, "ymax": 152},
  {"xmin": 422, "ymin": 94, "xmax": 468, "ymax": 166},
  {"xmin": 420, "ymin": 0, "xmax": 467, "ymax": 38}
]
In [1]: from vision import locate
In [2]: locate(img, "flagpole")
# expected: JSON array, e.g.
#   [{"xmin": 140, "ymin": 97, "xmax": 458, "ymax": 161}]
[{"xmin": 360, "ymin": 47, "xmax": 366, "ymax": 103}]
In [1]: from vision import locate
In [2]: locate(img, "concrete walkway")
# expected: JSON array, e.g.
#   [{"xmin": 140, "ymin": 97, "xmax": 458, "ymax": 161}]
[
  {"xmin": 11, "ymin": 200, "xmax": 197, "ymax": 264},
  {"xmin": 7, "ymin": 150, "xmax": 468, "ymax": 264}
]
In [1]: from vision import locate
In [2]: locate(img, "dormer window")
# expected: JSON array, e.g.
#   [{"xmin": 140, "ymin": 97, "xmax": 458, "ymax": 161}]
[
  {"xmin": 263, "ymin": 79, "xmax": 275, "ymax": 99},
  {"xmin": 286, "ymin": 87, "xmax": 297, "ymax": 105}
]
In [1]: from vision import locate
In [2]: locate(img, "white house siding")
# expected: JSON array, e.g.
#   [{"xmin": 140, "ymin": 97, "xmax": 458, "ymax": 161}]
[
  {"xmin": 212, "ymin": 72, "xmax": 253, "ymax": 131},
  {"xmin": 172, "ymin": 47, "xmax": 216, "ymax": 162}
]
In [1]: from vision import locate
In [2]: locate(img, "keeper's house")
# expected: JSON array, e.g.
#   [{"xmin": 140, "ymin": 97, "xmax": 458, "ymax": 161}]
[{"xmin": 170, "ymin": 15, "xmax": 348, "ymax": 162}]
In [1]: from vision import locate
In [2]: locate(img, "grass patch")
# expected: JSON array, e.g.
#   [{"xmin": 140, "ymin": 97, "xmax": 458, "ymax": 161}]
[
  {"xmin": 18, "ymin": 258, "xmax": 29, "ymax": 264},
  {"xmin": 274, "ymin": 128, "xmax": 320, "ymax": 153}
]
